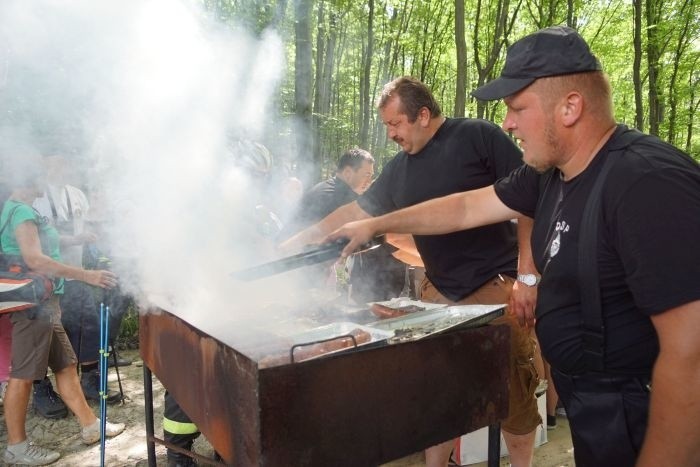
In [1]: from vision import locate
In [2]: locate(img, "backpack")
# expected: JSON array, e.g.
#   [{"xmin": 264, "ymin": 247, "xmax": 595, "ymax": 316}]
[{"xmin": 0, "ymin": 203, "xmax": 54, "ymax": 314}]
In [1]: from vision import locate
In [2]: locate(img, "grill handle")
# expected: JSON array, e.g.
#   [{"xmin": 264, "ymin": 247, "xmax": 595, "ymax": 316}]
[{"xmin": 289, "ymin": 333, "xmax": 359, "ymax": 364}]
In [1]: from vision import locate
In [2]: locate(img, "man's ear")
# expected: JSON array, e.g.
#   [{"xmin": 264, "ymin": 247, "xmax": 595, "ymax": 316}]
[
  {"xmin": 337, "ymin": 166, "xmax": 352, "ymax": 183},
  {"xmin": 560, "ymin": 92, "xmax": 583, "ymax": 127},
  {"xmin": 418, "ymin": 107, "xmax": 432, "ymax": 127}
]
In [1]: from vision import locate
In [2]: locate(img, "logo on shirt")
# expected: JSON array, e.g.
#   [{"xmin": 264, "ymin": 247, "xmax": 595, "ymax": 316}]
[{"xmin": 550, "ymin": 220, "xmax": 570, "ymax": 258}]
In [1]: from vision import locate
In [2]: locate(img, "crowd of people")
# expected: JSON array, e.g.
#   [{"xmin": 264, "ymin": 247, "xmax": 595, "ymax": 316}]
[{"xmin": 1, "ymin": 24, "xmax": 698, "ymax": 467}]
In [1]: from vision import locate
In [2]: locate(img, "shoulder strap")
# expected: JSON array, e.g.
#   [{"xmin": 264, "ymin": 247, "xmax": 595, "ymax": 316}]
[{"xmin": 579, "ymin": 129, "xmax": 646, "ymax": 371}]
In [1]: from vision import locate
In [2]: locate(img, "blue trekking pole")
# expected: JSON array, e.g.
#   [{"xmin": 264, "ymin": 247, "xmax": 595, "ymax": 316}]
[{"xmin": 99, "ymin": 303, "xmax": 109, "ymax": 467}]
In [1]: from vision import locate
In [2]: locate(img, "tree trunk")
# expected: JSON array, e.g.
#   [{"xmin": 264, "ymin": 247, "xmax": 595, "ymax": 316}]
[
  {"xmin": 632, "ymin": 0, "xmax": 644, "ymax": 131},
  {"xmin": 294, "ymin": 0, "xmax": 315, "ymax": 185},
  {"xmin": 360, "ymin": 0, "xmax": 375, "ymax": 148},
  {"xmin": 645, "ymin": 0, "xmax": 662, "ymax": 136},
  {"xmin": 454, "ymin": 0, "xmax": 467, "ymax": 117},
  {"xmin": 665, "ymin": 0, "xmax": 692, "ymax": 146}
]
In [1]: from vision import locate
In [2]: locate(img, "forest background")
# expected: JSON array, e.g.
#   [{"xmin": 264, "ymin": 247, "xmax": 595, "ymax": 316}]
[{"xmin": 207, "ymin": 0, "xmax": 699, "ymax": 186}]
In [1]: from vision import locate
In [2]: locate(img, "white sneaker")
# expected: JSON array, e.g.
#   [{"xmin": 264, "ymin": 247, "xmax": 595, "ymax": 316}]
[
  {"xmin": 3, "ymin": 440, "xmax": 61, "ymax": 465},
  {"xmin": 81, "ymin": 418, "xmax": 126, "ymax": 444}
]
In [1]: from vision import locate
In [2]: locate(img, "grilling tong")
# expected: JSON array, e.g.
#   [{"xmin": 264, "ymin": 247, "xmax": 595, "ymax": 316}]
[{"xmin": 231, "ymin": 235, "xmax": 385, "ymax": 281}]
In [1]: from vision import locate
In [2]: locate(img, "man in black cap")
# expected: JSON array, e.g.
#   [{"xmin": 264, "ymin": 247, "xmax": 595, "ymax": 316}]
[{"xmin": 328, "ymin": 26, "xmax": 700, "ymax": 467}]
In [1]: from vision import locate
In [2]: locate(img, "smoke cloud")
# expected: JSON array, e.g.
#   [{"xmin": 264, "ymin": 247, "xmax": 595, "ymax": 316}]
[{"xmin": 0, "ymin": 0, "xmax": 314, "ymax": 345}]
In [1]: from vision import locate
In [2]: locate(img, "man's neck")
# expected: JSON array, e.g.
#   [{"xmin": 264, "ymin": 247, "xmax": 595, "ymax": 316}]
[
  {"xmin": 559, "ymin": 123, "xmax": 616, "ymax": 181},
  {"xmin": 411, "ymin": 116, "xmax": 446, "ymax": 155}
]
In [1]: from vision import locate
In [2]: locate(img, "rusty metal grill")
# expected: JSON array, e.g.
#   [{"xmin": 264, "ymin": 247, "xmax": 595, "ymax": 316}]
[{"xmin": 140, "ymin": 308, "xmax": 510, "ymax": 466}]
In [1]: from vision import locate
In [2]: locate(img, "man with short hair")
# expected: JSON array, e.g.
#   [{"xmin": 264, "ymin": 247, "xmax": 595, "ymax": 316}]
[
  {"xmin": 288, "ymin": 148, "xmax": 375, "ymax": 233},
  {"xmin": 284, "ymin": 77, "xmax": 541, "ymax": 467},
  {"xmin": 285, "ymin": 148, "xmax": 407, "ymax": 303},
  {"xmin": 328, "ymin": 27, "xmax": 700, "ymax": 467}
]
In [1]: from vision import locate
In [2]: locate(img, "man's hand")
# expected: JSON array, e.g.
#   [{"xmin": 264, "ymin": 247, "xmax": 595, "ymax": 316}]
[
  {"xmin": 83, "ymin": 269, "xmax": 118, "ymax": 289},
  {"xmin": 325, "ymin": 218, "xmax": 378, "ymax": 258},
  {"xmin": 508, "ymin": 279, "xmax": 537, "ymax": 327}
]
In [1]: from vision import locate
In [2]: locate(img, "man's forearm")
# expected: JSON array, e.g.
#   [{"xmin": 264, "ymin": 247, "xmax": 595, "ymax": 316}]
[
  {"xmin": 280, "ymin": 201, "xmax": 370, "ymax": 250},
  {"xmin": 373, "ymin": 186, "xmax": 516, "ymax": 236},
  {"xmin": 516, "ymin": 216, "xmax": 537, "ymax": 274}
]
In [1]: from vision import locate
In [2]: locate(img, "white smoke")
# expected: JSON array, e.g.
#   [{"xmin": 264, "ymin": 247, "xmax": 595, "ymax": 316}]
[{"xmin": 0, "ymin": 0, "xmax": 312, "ymax": 344}]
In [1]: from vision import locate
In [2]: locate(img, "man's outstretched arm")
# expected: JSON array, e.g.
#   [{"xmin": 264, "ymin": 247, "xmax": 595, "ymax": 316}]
[
  {"xmin": 327, "ymin": 185, "xmax": 519, "ymax": 257},
  {"xmin": 279, "ymin": 200, "xmax": 371, "ymax": 252}
]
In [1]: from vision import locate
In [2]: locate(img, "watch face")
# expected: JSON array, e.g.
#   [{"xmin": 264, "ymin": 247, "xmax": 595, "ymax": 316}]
[{"xmin": 519, "ymin": 274, "xmax": 537, "ymax": 286}]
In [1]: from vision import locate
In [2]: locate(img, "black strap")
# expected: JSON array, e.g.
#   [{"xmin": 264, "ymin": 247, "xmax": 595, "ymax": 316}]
[{"xmin": 578, "ymin": 129, "xmax": 645, "ymax": 371}]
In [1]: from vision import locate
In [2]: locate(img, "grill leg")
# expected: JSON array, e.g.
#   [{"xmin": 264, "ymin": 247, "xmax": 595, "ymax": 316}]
[
  {"xmin": 143, "ymin": 365, "xmax": 156, "ymax": 467},
  {"xmin": 109, "ymin": 340, "xmax": 125, "ymax": 401},
  {"xmin": 487, "ymin": 423, "xmax": 501, "ymax": 467}
]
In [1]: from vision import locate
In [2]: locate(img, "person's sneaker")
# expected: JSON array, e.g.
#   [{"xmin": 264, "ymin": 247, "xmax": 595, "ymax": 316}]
[
  {"xmin": 80, "ymin": 369, "xmax": 121, "ymax": 404},
  {"xmin": 32, "ymin": 377, "xmax": 68, "ymax": 419},
  {"xmin": 3, "ymin": 440, "xmax": 61, "ymax": 465},
  {"xmin": 81, "ymin": 418, "xmax": 126, "ymax": 444},
  {"xmin": 547, "ymin": 414, "xmax": 557, "ymax": 430}
]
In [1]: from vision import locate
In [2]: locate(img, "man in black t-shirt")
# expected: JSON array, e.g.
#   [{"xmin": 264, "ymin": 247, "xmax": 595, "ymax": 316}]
[
  {"xmin": 284, "ymin": 77, "xmax": 541, "ymax": 467},
  {"xmin": 329, "ymin": 27, "xmax": 700, "ymax": 467},
  {"xmin": 285, "ymin": 148, "xmax": 406, "ymax": 302},
  {"xmin": 286, "ymin": 148, "xmax": 375, "ymax": 233}
]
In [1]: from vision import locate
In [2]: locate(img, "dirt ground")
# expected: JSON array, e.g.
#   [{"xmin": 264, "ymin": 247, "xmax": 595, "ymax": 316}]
[{"xmin": 0, "ymin": 348, "xmax": 575, "ymax": 466}]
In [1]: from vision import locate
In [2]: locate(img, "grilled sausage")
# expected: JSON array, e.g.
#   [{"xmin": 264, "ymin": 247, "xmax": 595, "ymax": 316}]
[{"xmin": 370, "ymin": 303, "xmax": 408, "ymax": 319}]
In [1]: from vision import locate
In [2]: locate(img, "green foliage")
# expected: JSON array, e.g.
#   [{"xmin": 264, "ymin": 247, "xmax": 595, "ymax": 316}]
[
  {"xmin": 219, "ymin": 0, "xmax": 700, "ymax": 176},
  {"xmin": 115, "ymin": 303, "xmax": 140, "ymax": 350}
]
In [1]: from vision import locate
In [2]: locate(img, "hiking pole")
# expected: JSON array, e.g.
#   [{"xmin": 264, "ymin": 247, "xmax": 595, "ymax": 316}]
[{"xmin": 99, "ymin": 303, "xmax": 109, "ymax": 467}]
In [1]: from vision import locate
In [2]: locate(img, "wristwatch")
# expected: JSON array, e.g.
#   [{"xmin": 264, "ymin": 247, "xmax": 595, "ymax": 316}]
[{"xmin": 517, "ymin": 273, "xmax": 541, "ymax": 287}]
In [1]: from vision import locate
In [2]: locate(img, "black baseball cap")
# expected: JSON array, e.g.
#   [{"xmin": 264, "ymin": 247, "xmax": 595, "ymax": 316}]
[{"xmin": 471, "ymin": 26, "xmax": 602, "ymax": 101}]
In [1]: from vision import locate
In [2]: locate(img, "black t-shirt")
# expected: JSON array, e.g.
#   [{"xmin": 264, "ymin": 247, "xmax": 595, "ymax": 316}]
[
  {"xmin": 358, "ymin": 118, "xmax": 524, "ymax": 301},
  {"xmin": 495, "ymin": 125, "xmax": 700, "ymax": 375},
  {"xmin": 289, "ymin": 176, "xmax": 358, "ymax": 233}
]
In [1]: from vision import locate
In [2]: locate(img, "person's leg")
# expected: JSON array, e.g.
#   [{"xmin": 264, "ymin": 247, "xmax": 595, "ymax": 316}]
[
  {"xmin": 544, "ymin": 360, "xmax": 558, "ymax": 429},
  {"xmin": 61, "ymin": 281, "xmax": 121, "ymax": 403},
  {"xmin": 4, "ymin": 304, "xmax": 61, "ymax": 464},
  {"xmin": 424, "ymin": 440, "xmax": 454, "ymax": 467},
  {"xmin": 501, "ymin": 430, "xmax": 536, "ymax": 467},
  {"xmin": 53, "ymin": 364, "xmax": 95, "ymax": 426},
  {"xmin": 49, "ymin": 318, "xmax": 125, "ymax": 444},
  {"xmin": 164, "ymin": 391, "xmax": 200, "ymax": 467},
  {"xmin": 4, "ymin": 378, "xmax": 32, "ymax": 443}
]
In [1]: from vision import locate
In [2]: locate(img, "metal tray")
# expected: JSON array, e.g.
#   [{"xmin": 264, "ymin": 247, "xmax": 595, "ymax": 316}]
[
  {"xmin": 368, "ymin": 298, "xmax": 447, "ymax": 312},
  {"xmin": 370, "ymin": 304, "xmax": 505, "ymax": 342},
  {"xmin": 289, "ymin": 321, "xmax": 394, "ymax": 346}
]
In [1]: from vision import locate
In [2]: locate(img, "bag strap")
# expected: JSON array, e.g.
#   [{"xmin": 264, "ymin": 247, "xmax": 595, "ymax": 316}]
[{"xmin": 578, "ymin": 129, "xmax": 646, "ymax": 371}]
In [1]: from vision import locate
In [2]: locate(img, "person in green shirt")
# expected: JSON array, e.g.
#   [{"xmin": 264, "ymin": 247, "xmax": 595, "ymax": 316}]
[{"xmin": 1, "ymin": 155, "xmax": 125, "ymax": 466}]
